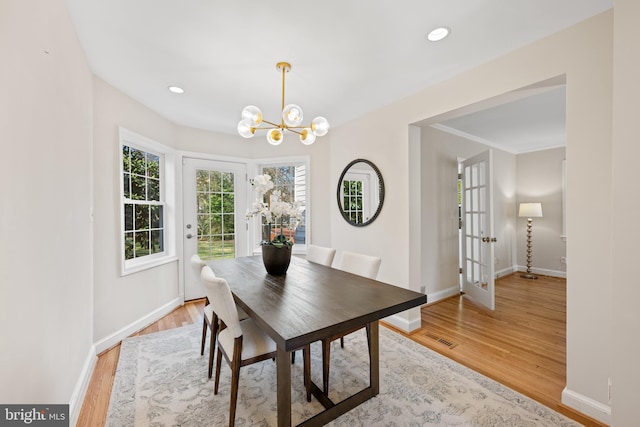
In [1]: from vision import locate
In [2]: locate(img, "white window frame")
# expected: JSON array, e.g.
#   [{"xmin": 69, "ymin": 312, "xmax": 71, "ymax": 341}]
[
  {"xmin": 119, "ymin": 127, "xmax": 177, "ymax": 275},
  {"xmin": 249, "ymin": 156, "xmax": 310, "ymax": 255}
]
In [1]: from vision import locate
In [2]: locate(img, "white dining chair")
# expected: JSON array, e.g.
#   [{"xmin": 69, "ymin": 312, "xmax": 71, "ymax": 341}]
[
  {"xmin": 291, "ymin": 244, "xmax": 338, "ymax": 365},
  {"xmin": 201, "ymin": 266, "xmax": 311, "ymax": 426},
  {"xmin": 306, "ymin": 244, "xmax": 336, "ymax": 267},
  {"xmin": 321, "ymin": 250, "xmax": 381, "ymax": 394},
  {"xmin": 190, "ymin": 254, "xmax": 248, "ymax": 379}
]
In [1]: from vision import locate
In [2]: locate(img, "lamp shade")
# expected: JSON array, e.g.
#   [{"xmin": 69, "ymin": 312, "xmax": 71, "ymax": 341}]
[{"xmin": 519, "ymin": 203, "xmax": 543, "ymax": 218}]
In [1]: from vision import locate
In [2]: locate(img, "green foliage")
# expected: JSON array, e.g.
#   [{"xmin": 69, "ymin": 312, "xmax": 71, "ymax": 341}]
[{"xmin": 268, "ymin": 233, "xmax": 294, "ymax": 248}]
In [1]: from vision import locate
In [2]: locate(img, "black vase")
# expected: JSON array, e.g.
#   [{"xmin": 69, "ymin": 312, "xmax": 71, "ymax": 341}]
[{"xmin": 261, "ymin": 244, "xmax": 292, "ymax": 275}]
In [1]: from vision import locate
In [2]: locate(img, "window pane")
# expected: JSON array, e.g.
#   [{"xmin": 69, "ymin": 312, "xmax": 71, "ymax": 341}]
[
  {"xmin": 130, "ymin": 148, "xmax": 145, "ymax": 175},
  {"xmin": 211, "ymin": 214, "xmax": 222, "ymax": 234},
  {"xmin": 151, "ymin": 230, "xmax": 163, "ymax": 254},
  {"xmin": 131, "ymin": 175, "xmax": 146, "ymax": 200},
  {"xmin": 222, "ymin": 172, "xmax": 234, "ymax": 192},
  {"xmin": 124, "ymin": 204, "xmax": 134, "ymax": 230},
  {"xmin": 210, "ymin": 171, "xmax": 221, "ymax": 192},
  {"xmin": 122, "ymin": 146, "xmax": 131, "ymax": 172},
  {"xmin": 148, "ymin": 178, "xmax": 160, "ymax": 201},
  {"xmin": 222, "ymin": 213, "xmax": 234, "ymax": 234},
  {"xmin": 135, "ymin": 205, "xmax": 149, "ymax": 230},
  {"xmin": 198, "ymin": 237, "xmax": 212, "ymax": 260},
  {"xmin": 150, "ymin": 205, "xmax": 162, "ymax": 229},
  {"xmin": 134, "ymin": 231, "xmax": 149, "ymax": 257},
  {"xmin": 124, "ymin": 232, "xmax": 134, "ymax": 260},
  {"xmin": 147, "ymin": 153, "xmax": 160, "ymax": 179},
  {"xmin": 196, "ymin": 170, "xmax": 209, "ymax": 192},
  {"xmin": 222, "ymin": 193, "xmax": 234, "ymax": 213},
  {"xmin": 197, "ymin": 193, "xmax": 209, "ymax": 213},
  {"xmin": 198, "ymin": 214, "xmax": 210, "ymax": 236},
  {"xmin": 123, "ymin": 173, "xmax": 131, "ymax": 198},
  {"xmin": 210, "ymin": 193, "xmax": 222, "ymax": 213}
]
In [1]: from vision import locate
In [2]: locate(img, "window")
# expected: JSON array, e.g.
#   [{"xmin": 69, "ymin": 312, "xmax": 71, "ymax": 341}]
[
  {"xmin": 341, "ymin": 179, "xmax": 364, "ymax": 224},
  {"xmin": 257, "ymin": 158, "xmax": 309, "ymax": 252},
  {"xmin": 120, "ymin": 128, "xmax": 176, "ymax": 274}
]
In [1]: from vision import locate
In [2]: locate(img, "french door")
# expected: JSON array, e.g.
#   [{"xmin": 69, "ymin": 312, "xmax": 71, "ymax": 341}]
[
  {"xmin": 460, "ymin": 150, "xmax": 496, "ymax": 310},
  {"xmin": 182, "ymin": 158, "xmax": 247, "ymax": 300}
]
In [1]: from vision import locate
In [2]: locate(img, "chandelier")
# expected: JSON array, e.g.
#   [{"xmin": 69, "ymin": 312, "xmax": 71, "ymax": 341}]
[{"xmin": 237, "ymin": 62, "xmax": 329, "ymax": 145}]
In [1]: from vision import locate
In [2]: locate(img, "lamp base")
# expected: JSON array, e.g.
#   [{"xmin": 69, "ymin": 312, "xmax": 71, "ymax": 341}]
[{"xmin": 520, "ymin": 273, "xmax": 538, "ymax": 280}]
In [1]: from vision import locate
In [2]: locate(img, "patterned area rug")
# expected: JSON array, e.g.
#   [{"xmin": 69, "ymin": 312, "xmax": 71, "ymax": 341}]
[{"xmin": 106, "ymin": 323, "xmax": 581, "ymax": 426}]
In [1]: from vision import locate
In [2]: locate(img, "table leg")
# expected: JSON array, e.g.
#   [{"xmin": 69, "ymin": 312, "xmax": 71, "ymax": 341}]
[
  {"xmin": 276, "ymin": 345, "xmax": 291, "ymax": 427},
  {"xmin": 369, "ymin": 320, "xmax": 379, "ymax": 395}
]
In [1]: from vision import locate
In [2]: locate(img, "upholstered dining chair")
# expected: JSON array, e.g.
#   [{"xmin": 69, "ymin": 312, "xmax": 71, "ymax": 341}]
[
  {"xmin": 291, "ymin": 244, "xmax": 338, "ymax": 365},
  {"xmin": 201, "ymin": 266, "xmax": 311, "ymax": 427},
  {"xmin": 190, "ymin": 254, "xmax": 248, "ymax": 379},
  {"xmin": 306, "ymin": 244, "xmax": 336, "ymax": 267},
  {"xmin": 321, "ymin": 250, "xmax": 381, "ymax": 394}
]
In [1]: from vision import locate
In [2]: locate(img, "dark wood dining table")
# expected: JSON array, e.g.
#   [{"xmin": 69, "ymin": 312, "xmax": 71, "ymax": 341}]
[{"xmin": 208, "ymin": 255, "xmax": 427, "ymax": 427}]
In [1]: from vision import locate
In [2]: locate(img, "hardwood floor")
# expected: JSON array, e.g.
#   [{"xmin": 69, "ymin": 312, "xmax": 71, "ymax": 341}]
[{"xmin": 77, "ymin": 273, "xmax": 606, "ymax": 426}]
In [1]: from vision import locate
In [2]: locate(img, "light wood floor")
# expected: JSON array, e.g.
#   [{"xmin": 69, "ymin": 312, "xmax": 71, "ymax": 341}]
[{"xmin": 77, "ymin": 273, "xmax": 605, "ymax": 426}]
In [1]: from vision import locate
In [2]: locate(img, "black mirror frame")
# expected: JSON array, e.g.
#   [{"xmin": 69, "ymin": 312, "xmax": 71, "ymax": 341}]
[{"xmin": 337, "ymin": 159, "xmax": 385, "ymax": 227}]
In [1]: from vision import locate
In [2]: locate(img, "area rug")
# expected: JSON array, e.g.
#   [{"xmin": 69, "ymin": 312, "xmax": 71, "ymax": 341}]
[{"xmin": 106, "ymin": 324, "xmax": 581, "ymax": 426}]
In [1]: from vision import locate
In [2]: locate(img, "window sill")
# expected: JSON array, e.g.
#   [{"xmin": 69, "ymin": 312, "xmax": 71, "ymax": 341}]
[{"xmin": 121, "ymin": 255, "xmax": 179, "ymax": 276}]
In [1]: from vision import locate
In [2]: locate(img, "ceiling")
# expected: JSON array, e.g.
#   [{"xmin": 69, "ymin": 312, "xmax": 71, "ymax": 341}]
[{"xmin": 65, "ymin": 0, "xmax": 612, "ymax": 152}]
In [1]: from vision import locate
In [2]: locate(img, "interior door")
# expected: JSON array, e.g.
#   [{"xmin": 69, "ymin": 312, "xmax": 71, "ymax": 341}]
[
  {"xmin": 460, "ymin": 150, "xmax": 496, "ymax": 310},
  {"xmin": 183, "ymin": 158, "xmax": 247, "ymax": 300}
]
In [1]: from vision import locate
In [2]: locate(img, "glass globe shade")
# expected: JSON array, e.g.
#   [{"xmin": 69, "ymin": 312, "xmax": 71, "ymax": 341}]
[
  {"xmin": 266, "ymin": 129, "xmax": 284, "ymax": 146},
  {"xmin": 311, "ymin": 116, "xmax": 329, "ymax": 136},
  {"xmin": 237, "ymin": 120, "xmax": 255, "ymax": 138},
  {"xmin": 241, "ymin": 105, "xmax": 263, "ymax": 127},
  {"xmin": 282, "ymin": 104, "xmax": 304, "ymax": 127},
  {"xmin": 299, "ymin": 129, "xmax": 316, "ymax": 145}
]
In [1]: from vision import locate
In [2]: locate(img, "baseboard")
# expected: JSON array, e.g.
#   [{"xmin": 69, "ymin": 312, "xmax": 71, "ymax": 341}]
[
  {"xmin": 426, "ymin": 285, "xmax": 460, "ymax": 305},
  {"xmin": 384, "ymin": 310, "xmax": 422, "ymax": 333},
  {"xmin": 495, "ymin": 266, "xmax": 515, "ymax": 279},
  {"xmin": 515, "ymin": 265, "xmax": 566, "ymax": 279},
  {"xmin": 94, "ymin": 297, "xmax": 183, "ymax": 354},
  {"xmin": 562, "ymin": 387, "xmax": 611, "ymax": 425},
  {"xmin": 68, "ymin": 345, "xmax": 98, "ymax": 427}
]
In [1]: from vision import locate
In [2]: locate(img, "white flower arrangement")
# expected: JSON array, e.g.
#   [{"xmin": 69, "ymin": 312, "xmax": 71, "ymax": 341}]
[{"xmin": 246, "ymin": 174, "xmax": 303, "ymax": 247}]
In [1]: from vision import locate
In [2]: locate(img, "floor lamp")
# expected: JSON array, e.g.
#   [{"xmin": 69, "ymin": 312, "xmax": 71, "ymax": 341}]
[{"xmin": 519, "ymin": 202, "xmax": 543, "ymax": 279}]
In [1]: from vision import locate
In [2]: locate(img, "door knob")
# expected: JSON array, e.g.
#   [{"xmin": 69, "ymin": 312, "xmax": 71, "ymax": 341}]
[{"xmin": 186, "ymin": 233, "xmax": 194, "ymax": 239}]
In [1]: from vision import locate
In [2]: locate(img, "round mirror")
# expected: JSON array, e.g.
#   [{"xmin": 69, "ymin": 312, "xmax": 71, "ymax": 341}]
[{"xmin": 337, "ymin": 159, "xmax": 385, "ymax": 226}]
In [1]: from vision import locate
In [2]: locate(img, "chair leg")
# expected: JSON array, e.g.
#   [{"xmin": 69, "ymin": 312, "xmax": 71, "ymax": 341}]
[
  {"xmin": 228, "ymin": 338, "xmax": 243, "ymax": 427},
  {"xmin": 291, "ymin": 350, "xmax": 296, "ymax": 364},
  {"xmin": 208, "ymin": 317, "xmax": 219, "ymax": 379},
  {"xmin": 214, "ymin": 347, "xmax": 223, "ymax": 395},
  {"xmin": 322, "ymin": 338, "xmax": 331, "ymax": 395},
  {"xmin": 303, "ymin": 345, "xmax": 311, "ymax": 402},
  {"xmin": 201, "ymin": 317, "xmax": 207, "ymax": 356},
  {"xmin": 340, "ymin": 337, "xmax": 344, "ymax": 348}
]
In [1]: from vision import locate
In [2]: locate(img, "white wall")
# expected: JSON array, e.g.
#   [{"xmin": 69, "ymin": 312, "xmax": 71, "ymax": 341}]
[
  {"xmin": 611, "ymin": 0, "xmax": 640, "ymax": 423},
  {"xmin": 516, "ymin": 148, "xmax": 566, "ymax": 276},
  {"xmin": 92, "ymin": 77, "xmax": 182, "ymax": 343},
  {"xmin": 331, "ymin": 11, "xmax": 613, "ymax": 423},
  {"xmin": 0, "ymin": 0, "xmax": 94, "ymax": 421}
]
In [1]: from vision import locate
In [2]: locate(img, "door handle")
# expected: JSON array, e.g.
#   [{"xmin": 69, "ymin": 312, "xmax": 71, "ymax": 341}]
[{"xmin": 186, "ymin": 233, "xmax": 194, "ymax": 239}]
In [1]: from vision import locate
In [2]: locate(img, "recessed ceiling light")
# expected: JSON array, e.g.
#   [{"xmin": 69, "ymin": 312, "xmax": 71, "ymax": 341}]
[
  {"xmin": 427, "ymin": 27, "xmax": 450, "ymax": 42},
  {"xmin": 168, "ymin": 86, "xmax": 184, "ymax": 94}
]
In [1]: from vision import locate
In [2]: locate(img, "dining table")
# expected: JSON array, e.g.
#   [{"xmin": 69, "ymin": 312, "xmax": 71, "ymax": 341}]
[{"xmin": 208, "ymin": 254, "xmax": 427, "ymax": 427}]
